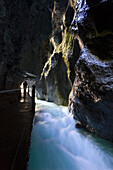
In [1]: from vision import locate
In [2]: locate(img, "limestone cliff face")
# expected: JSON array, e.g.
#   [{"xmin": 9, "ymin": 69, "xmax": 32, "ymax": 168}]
[
  {"xmin": 0, "ymin": 0, "xmax": 78, "ymax": 106},
  {"xmin": 69, "ymin": 0, "xmax": 113, "ymax": 141},
  {"xmin": 36, "ymin": 0, "xmax": 79, "ymax": 105},
  {"xmin": 0, "ymin": 0, "xmax": 53, "ymax": 89}
]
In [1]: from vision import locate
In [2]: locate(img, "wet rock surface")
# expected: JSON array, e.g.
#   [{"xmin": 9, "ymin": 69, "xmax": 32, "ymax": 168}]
[
  {"xmin": 69, "ymin": 48, "xmax": 113, "ymax": 141},
  {"xmin": 36, "ymin": 0, "xmax": 78, "ymax": 104},
  {"xmin": 39, "ymin": 52, "xmax": 72, "ymax": 105},
  {"xmin": 69, "ymin": 0, "xmax": 113, "ymax": 141}
]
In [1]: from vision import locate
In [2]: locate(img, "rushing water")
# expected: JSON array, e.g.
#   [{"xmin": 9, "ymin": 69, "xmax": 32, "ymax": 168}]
[{"xmin": 28, "ymin": 100, "xmax": 113, "ymax": 170}]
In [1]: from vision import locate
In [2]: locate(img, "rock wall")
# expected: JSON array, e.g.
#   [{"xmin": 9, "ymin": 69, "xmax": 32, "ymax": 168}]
[
  {"xmin": 0, "ymin": 0, "xmax": 53, "ymax": 90},
  {"xmin": 0, "ymin": 0, "xmax": 78, "ymax": 105},
  {"xmin": 69, "ymin": 0, "xmax": 113, "ymax": 141},
  {"xmin": 37, "ymin": 0, "xmax": 79, "ymax": 105}
]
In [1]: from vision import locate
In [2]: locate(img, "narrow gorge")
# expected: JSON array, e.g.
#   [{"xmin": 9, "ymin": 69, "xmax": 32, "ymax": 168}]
[{"xmin": 0, "ymin": 0, "xmax": 113, "ymax": 169}]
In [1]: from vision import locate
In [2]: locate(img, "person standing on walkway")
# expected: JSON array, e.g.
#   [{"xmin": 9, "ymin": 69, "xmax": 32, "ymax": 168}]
[{"xmin": 23, "ymin": 81, "xmax": 27, "ymax": 98}]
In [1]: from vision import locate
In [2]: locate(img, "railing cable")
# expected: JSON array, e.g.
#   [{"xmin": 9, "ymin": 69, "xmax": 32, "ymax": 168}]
[{"xmin": 0, "ymin": 89, "xmax": 20, "ymax": 94}]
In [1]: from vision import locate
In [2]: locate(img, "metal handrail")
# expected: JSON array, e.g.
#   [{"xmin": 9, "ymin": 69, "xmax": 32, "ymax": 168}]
[
  {"xmin": 0, "ymin": 87, "xmax": 33, "ymax": 94},
  {"xmin": 0, "ymin": 89, "xmax": 20, "ymax": 94}
]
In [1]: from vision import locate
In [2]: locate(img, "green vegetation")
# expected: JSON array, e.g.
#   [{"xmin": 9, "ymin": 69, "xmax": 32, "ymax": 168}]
[
  {"xmin": 54, "ymin": 28, "xmax": 74, "ymax": 80},
  {"xmin": 62, "ymin": 28, "xmax": 73, "ymax": 79},
  {"xmin": 42, "ymin": 28, "xmax": 74, "ymax": 83}
]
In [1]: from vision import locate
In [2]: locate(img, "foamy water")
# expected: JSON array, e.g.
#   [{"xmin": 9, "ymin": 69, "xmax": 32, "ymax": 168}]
[{"xmin": 28, "ymin": 100, "xmax": 113, "ymax": 170}]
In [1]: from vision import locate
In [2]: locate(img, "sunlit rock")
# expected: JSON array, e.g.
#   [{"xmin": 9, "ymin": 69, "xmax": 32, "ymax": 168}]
[{"xmin": 69, "ymin": 0, "xmax": 113, "ymax": 141}]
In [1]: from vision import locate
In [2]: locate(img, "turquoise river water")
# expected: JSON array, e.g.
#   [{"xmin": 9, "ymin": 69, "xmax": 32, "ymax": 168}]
[{"xmin": 28, "ymin": 99, "xmax": 113, "ymax": 170}]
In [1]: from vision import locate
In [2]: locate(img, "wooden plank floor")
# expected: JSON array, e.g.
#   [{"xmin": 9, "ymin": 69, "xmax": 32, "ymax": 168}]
[{"xmin": 0, "ymin": 93, "xmax": 34, "ymax": 170}]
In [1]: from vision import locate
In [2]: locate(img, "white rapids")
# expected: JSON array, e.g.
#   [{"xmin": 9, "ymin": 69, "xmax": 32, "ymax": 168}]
[{"xmin": 28, "ymin": 100, "xmax": 113, "ymax": 170}]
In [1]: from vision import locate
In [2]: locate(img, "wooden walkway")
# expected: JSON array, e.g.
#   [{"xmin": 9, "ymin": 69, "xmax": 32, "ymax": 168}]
[{"xmin": 0, "ymin": 93, "xmax": 34, "ymax": 170}]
